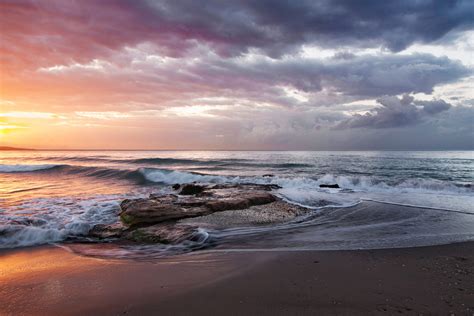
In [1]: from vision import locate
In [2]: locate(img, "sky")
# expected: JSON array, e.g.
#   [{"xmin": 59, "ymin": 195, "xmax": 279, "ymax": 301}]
[{"xmin": 0, "ymin": 0, "xmax": 473, "ymax": 150}]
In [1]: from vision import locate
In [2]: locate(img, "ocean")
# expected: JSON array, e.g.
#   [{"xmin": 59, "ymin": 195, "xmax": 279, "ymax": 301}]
[{"xmin": 1, "ymin": 150, "xmax": 473, "ymax": 258}]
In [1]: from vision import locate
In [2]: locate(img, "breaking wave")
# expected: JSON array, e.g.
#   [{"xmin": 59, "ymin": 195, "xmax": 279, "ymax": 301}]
[
  {"xmin": 0, "ymin": 164, "xmax": 61, "ymax": 173},
  {"xmin": 2, "ymin": 163, "xmax": 472, "ymax": 196},
  {"xmin": 0, "ymin": 194, "xmax": 123, "ymax": 249},
  {"xmin": 139, "ymin": 168, "xmax": 473, "ymax": 194}
]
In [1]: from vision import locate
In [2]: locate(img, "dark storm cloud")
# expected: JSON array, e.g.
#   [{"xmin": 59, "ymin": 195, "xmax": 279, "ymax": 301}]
[
  {"xmin": 159, "ymin": 52, "xmax": 469, "ymax": 99},
  {"xmin": 2, "ymin": 0, "xmax": 472, "ymax": 101},
  {"xmin": 2, "ymin": 0, "xmax": 474, "ymax": 74},
  {"xmin": 139, "ymin": 0, "xmax": 474, "ymax": 55},
  {"xmin": 338, "ymin": 95, "xmax": 453, "ymax": 129},
  {"xmin": 316, "ymin": 54, "xmax": 470, "ymax": 97}
]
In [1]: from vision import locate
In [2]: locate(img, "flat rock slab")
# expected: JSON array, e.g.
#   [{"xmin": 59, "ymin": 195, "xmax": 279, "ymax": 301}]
[
  {"xmin": 180, "ymin": 200, "xmax": 309, "ymax": 229},
  {"xmin": 89, "ymin": 183, "xmax": 309, "ymax": 245},
  {"xmin": 119, "ymin": 184, "xmax": 278, "ymax": 227}
]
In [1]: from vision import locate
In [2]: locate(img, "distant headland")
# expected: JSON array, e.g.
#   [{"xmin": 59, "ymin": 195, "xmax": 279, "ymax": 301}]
[{"xmin": 0, "ymin": 146, "xmax": 33, "ymax": 151}]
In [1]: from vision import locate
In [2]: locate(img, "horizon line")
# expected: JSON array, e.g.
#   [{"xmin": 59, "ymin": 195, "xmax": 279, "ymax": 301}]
[{"xmin": 1, "ymin": 147, "xmax": 473, "ymax": 152}]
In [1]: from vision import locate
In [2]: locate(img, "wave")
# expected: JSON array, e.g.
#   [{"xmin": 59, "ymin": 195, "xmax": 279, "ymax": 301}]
[
  {"xmin": 133, "ymin": 158, "xmax": 312, "ymax": 169},
  {"xmin": 0, "ymin": 164, "xmax": 61, "ymax": 173},
  {"xmin": 0, "ymin": 225, "xmax": 66, "ymax": 248},
  {"xmin": 2, "ymin": 161, "xmax": 472, "ymax": 217},
  {"xmin": 138, "ymin": 168, "xmax": 474, "ymax": 212},
  {"xmin": 0, "ymin": 194, "xmax": 122, "ymax": 249},
  {"xmin": 34, "ymin": 156, "xmax": 314, "ymax": 169},
  {"xmin": 3, "ymin": 163, "xmax": 472, "ymax": 196},
  {"xmin": 140, "ymin": 168, "xmax": 473, "ymax": 193},
  {"xmin": 0, "ymin": 163, "xmax": 149, "ymax": 183},
  {"xmin": 139, "ymin": 168, "xmax": 235, "ymax": 184},
  {"xmin": 0, "ymin": 217, "xmax": 96, "ymax": 249},
  {"xmin": 0, "ymin": 163, "xmax": 239, "ymax": 185},
  {"xmin": 131, "ymin": 157, "xmax": 222, "ymax": 165}
]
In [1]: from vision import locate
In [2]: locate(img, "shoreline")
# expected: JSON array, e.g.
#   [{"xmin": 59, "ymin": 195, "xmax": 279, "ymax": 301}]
[{"xmin": 1, "ymin": 242, "xmax": 473, "ymax": 315}]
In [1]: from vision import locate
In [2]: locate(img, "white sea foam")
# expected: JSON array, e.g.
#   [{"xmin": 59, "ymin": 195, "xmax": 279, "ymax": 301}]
[
  {"xmin": 140, "ymin": 168, "xmax": 242, "ymax": 184},
  {"xmin": 139, "ymin": 168, "xmax": 473, "ymax": 212},
  {"xmin": 0, "ymin": 225, "xmax": 66, "ymax": 248},
  {"xmin": 140, "ymin": 168, "xmax": 472, "ymax": 195},
  {"xmin": 0, "ymin": 195, "xmax": 125, "ymax": 249}
]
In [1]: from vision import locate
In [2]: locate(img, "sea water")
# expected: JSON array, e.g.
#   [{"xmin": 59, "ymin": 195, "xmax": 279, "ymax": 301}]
[{"xmin": 1, "ymin": 151, "xmax": 473, "ymax": 257}]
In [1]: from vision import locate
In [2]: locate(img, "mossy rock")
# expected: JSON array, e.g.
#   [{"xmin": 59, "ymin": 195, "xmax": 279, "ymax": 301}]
[{"xmin": 124, "ymin": 224, "xmax": 198, "ymax": 244}]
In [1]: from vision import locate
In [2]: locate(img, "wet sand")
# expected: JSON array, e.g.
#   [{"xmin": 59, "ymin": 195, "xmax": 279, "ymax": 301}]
[{"xmin": 0, "ymin": 242, "xmax": 473, "ymax": 315}]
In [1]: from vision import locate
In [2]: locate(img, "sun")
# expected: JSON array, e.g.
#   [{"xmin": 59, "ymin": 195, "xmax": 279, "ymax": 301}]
[{"xmin": 0, "ymin": 124, "xmax": 25, "ymax": 137}]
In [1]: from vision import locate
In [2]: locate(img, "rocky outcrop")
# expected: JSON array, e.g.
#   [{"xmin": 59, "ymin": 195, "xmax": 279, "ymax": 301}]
[
  {"xmin": 119, "ymin": 184, "xmax": 278, "ymax": 227},
  {"xmin": 88, "ymin": 183, "xmax": 308, "ymax": 246},
  {"xmin": 180, "ymin": 200, "xmax": 308, "ymax": 229},
  {"xmin": 205, "ymin": 192, "xmax": 276, "ymax": 212},
  {"xmin": 120, "ymin": 200, "xmax": 198, "ymax": 226}
]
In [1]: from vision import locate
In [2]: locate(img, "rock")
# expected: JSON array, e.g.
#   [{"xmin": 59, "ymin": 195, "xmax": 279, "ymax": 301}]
[
  {"xmin": 125, "ymin": 223, "xmax": 199, "ymax": 244},
  {"xmin": 119, "ymin": 185, "xmax": 278, "ymax": 227},
  {"xmin": 148, "ymin": 194, "xmax": 178, "ymax": 203},
  {"xmin": 88, "ymin": 223, "xmax": 125, "ymax": 239},
  {"xmin": 205, "ymin": 192, "xmax": 277, "ymax": 212},
  {"xmin": 172, "ymin": 183, "xmax": 181, "ymax": 190},
  {"xmin": 178, "ymin": 198, "xmax": 207, "ymax": 208},
  {"xmin": 92, "ymin": 182, "xmax": 309, "ymax": 246},
  {"xmin": 179, "ymin": 183, "xmax": 205, "ymax": 195},
  {"xmin": 262, "ymin": 174, "xmax": 274, "ymax": 177},
  {"xmin": 120, "ymin": 199, "xmax": 210, "ymax": 226},
  {"xmin": 319, "ymin": 184, "xmax": 340, "ymax": 189},
  {"xmin": 209, "ymin": 183, "xmax": 280, "ymax": 191},
  {"xmin": 119, "ymin": 192, "xmax": 277, "ymax": 227},
  {"xmin": 180, "ymin": 200, "xmax": 308, "ymax": 228}
]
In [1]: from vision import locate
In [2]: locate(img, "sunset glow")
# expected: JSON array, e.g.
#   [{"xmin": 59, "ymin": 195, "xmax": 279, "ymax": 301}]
[{"xmin": 0, "ymin": 1, "xmax": 473, "ymax": 150}]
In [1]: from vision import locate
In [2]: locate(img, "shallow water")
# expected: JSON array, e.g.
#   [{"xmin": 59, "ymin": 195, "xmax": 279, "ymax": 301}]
[{"xmin": 0, "ymin": 150, "xmax": 473, "ymax": 257}]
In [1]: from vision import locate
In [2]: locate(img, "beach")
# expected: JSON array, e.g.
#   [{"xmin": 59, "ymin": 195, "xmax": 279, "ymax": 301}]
[{"xmin": 1, "ymin": 242, "xmax": 472, "ymax": 315}]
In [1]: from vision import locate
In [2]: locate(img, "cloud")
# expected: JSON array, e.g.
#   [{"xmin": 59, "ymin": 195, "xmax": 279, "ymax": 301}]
[
  {"xmin": 4, "ymin": 50, "xmax": 467, "ymax": 114},
  {"xmin": 2, "ymin": 0, "xmax": 473, "ymax": 75},
  {"xmin": 1, "ymin": 1, "xmax": 471, "ymax": 109},
  {"xmin": 338, "ymin": 95, "xmax": 453, "ymax": 129},
  {"xmin": 2, "ymin": 0, "xmax": 473, "ymax": 149},
  {"xmin": 418, "ymin": 99, "xmax": 452, "ymax": 114},
  {"xmin": 148, "ymin": 0, "xmax": 474, "ymax": 54}
]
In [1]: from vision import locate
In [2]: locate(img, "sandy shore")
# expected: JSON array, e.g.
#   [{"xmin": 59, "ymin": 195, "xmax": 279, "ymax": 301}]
[{"xmin": 0, "ymin": 242, "xmax": 473, "ymax": 315}]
